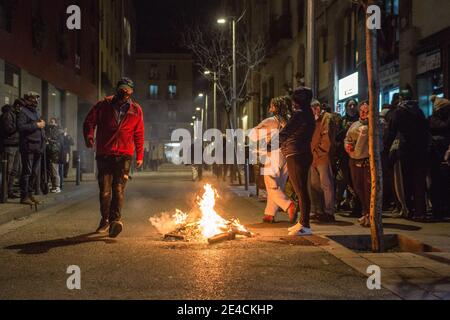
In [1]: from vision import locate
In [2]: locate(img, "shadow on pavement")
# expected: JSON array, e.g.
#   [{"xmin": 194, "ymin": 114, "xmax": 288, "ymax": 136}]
[
  {"xmin": 383, "ymin": 223, "xmax": 422, "ymax": 231},
  {"xmin": 5, "ymin": 233, "xmax": 116, "ymax": 255}
]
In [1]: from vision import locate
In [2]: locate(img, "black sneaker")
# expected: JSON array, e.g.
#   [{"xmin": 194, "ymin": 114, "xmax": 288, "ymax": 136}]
[
  {"xmin": 109, "ymin": 221, "xmax": 124, "ymax": 238},
  {"xmin": 96, "ymin": 219, "xmax": 110, "ymax": 234}
]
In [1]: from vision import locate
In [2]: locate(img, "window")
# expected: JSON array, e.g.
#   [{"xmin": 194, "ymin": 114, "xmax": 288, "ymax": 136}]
[
  {"xmin": 149, "ymin": 64, "xmax": 159, "ymax": 80},
  {"xmin": 168, "ymin": 64, "xmax": 177, "ymax": 79},
  {"xmin": 4, "ymin": 62, "xmax": 19, "ymax": 88},
  {"xmin": 0, "ymin": 0, "xmax": 12, "ymax": 32},
  {"xmin": 322, "ymin": 33, "xmax": 328, "ymax": 63},
  {"xmin": 168, "ymin": 84, "xmax": 177, "ymax": 99},
  {"xmin": 149, "ymin": 85, "xmax": 159, "ymax": 100},
  {"xmin": 297, "ymin": 0, "xmax": 305, "ymax": 32}
]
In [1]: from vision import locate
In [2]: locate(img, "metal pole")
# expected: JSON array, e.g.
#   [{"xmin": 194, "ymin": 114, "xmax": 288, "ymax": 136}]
[
  {"xmin": 307, "ymin": 0, "xmax": 316, "ymax": 91},
  {"xmin": 205, "ymin": 94, "xmax": 209, "ymax": 131},
  {"xmin": 232, "ymin": 19, "xmax": 237, "ymax": 130},
  {"xmin": 213, "ymin": 72, "xmax": 218, "ymax": 130},
  {"xmin": 76, "ymin": 153, "xmax": 81, "ymax": 186},
  {"xmin": 1, "ymin": 156, "xmax": 8, "ymax": 203}
]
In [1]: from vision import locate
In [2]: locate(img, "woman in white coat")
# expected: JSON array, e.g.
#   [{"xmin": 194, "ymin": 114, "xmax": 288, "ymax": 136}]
[{"xmin": 250, "ymin": 97, "xmax": 297, "ymax": 223}]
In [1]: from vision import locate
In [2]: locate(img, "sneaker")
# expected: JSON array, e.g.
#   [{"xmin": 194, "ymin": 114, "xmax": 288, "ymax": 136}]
[
  {"xmin": 51, "ymin": 187, "xmax": 62, "ymax": 194},
  {"xmin": 287, "ymin": 202, "xmax": 298, "ymax": 224},
  {"xmin": 96, "ymin": 219, "xmax": 110, "ymax": 234},
  {"xmin": 290, "ymin": 226, "xmax": 313, "ymax": 236},
  {"xmin": 288, "ymin": 222, "xmax": 302, "ymax": 233},
  {"xmin": 262, "ymin": 215, "xmax": 275, "ymax": 224},
  {"xmin": 109, "ymin": 221, "xmax": 124, "ymax": 238}
]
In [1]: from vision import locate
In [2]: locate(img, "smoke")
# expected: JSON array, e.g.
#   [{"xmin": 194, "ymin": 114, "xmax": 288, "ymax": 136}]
[{"xmin": 149, "ymin": 212, "xmax": 180, "ymax": 235}]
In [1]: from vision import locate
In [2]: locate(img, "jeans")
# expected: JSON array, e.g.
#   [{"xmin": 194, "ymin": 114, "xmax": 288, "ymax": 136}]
[
  {"xmin": 97, "ymin": 156, "xmax": 131, "ymax": 222},
  {"xmin": 309, "ymin": 164, "xmax": 335, "ymax": 216},
  {"xmin": 3, "ymin": 147, "xmax": 21, "ymax": 195},
  {"xmin": 286, "ymin": 153, "xmax": 313, "ymax": 228},
  {"xmin": 50, "ymin": 162, "xmax": 61, "ymax": 189},
  {"xmin": 20, "ymin": 152, "xmax": 42, "ymax": 199},
  {"xmin": 349, "ymin": 158, "xmax": 371, "ymax": 217}
]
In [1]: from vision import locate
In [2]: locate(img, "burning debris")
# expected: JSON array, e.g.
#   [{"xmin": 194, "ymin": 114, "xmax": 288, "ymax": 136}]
[{"xmin": 150, "ymin": 184, "xmax": 253, "ymax": 244}]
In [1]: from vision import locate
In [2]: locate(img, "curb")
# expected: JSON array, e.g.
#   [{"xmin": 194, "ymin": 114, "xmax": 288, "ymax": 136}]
[{"xmin": 0, "ymin": 182, "xmax": 97, "ymax": 226}]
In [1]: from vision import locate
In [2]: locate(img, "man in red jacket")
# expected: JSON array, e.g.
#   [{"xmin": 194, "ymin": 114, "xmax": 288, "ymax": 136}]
[{"xmin": 84, "ymin": 78, "xmax": 144, "ymax": 238}]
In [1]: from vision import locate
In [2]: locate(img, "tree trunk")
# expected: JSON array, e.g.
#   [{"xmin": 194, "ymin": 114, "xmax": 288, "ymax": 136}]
[{"xmin": 364, "ymin": 0, "xmax": 385, "ymax": 252}]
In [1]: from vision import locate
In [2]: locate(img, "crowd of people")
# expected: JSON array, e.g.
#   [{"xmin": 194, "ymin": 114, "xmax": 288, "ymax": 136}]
[
  {"xmin": 253, "ymin": 86, "xmax": 450, "ymax": 236},
  {"xmin": 0, "ymin": 92, "xmax": 74, "ymax": 205}
]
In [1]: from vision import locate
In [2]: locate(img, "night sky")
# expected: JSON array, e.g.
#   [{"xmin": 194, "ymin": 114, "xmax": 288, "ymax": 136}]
[{"xmin": 134, "ymin": 0, "xmax": 222, "ymax": 53}]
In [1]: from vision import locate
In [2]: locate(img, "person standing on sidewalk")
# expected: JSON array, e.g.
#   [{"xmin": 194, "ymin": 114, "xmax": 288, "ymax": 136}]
[
  {"xmin": 0, "ymin": 99, "xmax": 24, "ymax": 199},
  {"xmin": 345, "ymin": 102, "xmax": 371, "ymax": 228},
  {"xmin": 309, "ymin": 100, "xmax": 336, "ymax": 223},
  {"xmin": 17, "ymin": 92, "xmax": 46, "ymax": 206},
  {"xmin": 45, "ymin": 118, "xmax": 64, "ymax": 194},
  {"xmin": 84, "ymin": 78, "xmax": 144, "ymax": 238},
  {"xmin": 280, "ymin": 87, "xmax": 316, "ymax": 236},
  {"xmin": 62, "ymin": 128, "xmax": 74, "ymax": 178},
  {"xmin": 250, "ymin": 96, "xmax": 297, "ymax": 224}
]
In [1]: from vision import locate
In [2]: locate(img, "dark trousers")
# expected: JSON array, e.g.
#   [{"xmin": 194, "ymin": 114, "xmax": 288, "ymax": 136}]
[
  {"xmin": 349, "ymin": 158, "xmax": 371, "ymax": 217},
  {"xmin": 4, "ymin": 147, "xmax": 21, "ymax": 195},
  {"xmin": 402, "ymin": 159, "xmax": 427, "ymax": 217},
  {"xmin": 286, "ymin": 153, "xmax": 312, "ymax": 228},
  {"xmin": 430, "ymin": 160, "xmax": 450, "ymax": 218},
  {"xmin": 20, "ymin": 152, "xmax": 42, "ymax": 199},
  {"xmin": 97, "ymin": 156, "xmax": 131, "ymax": 222}
]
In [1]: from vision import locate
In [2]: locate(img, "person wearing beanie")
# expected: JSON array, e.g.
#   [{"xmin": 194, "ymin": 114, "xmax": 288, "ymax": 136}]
[
  {"xmin": 84, "ymin": 77, "xmax": 144, "ymax": 238},
  {"xmin": 280, "ymin": 87, "xmax": 316, "ymax": 236}
]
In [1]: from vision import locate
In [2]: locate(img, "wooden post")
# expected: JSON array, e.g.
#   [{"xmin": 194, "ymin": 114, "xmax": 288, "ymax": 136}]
[{"xmin": 361, "ymin": 0, "xmax": 385, "ymax": 252}]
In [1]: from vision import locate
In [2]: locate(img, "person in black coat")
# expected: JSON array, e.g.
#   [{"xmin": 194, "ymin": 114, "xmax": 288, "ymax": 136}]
[
  {"xmin": 0, "ymin": 100, "xmax": 24, "ymax": 198},
  {"xmin": 428, "ymin": 95, "xmax": 450, "ymax": 219},
  {"xmin": 17, "ymin": 92, "xmax": 46, "ymax": 205},
  {"xmin": 386, "ymin": 88, "xmax": 430, "ymax": 221},
  {"xmin": 279, "ymin": 86, "xmax": 316, "ymax": 236}
]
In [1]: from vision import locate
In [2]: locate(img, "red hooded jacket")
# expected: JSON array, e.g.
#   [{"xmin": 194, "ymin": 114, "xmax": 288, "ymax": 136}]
[{"xmin": 83, "ymin": 96, "xmax": 145, "ymax": 161}]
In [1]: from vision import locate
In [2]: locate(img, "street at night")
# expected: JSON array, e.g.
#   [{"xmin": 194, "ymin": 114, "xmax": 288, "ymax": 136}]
[
  {"xmin": 1, "ymin": 0, "xmax": 450, "ymax": 311},
  {"xmin": 0, "ymin": 167, "xmax": 399, "ymax": 300}
]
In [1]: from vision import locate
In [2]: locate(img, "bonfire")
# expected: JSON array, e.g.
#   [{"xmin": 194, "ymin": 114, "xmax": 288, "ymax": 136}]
[{"xmin": 150, "ymin": 184, "xmax": 253, "ymax": 244}]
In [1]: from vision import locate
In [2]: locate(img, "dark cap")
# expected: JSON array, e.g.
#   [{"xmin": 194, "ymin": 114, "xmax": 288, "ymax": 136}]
[
  {"xmin": 291, "ymin": 86, "xmax": 313, "ymax": 108},
  {"xmin": 117, "ymin": 77, "xmax": 135, "ymax": 91}
]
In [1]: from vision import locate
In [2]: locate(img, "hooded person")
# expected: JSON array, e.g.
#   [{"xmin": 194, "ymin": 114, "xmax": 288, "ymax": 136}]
[
  {"xmin": 279, "ymin": 87, "xmax": 316, "ymax": 236},
  {"xmin": 84, "ymin": 77, "xmax": 144, "ymax": 238}
]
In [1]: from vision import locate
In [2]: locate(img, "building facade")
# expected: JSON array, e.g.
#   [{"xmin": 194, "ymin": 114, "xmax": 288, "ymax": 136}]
[
  {"xmin": 238, "ymin": 0, "xmax": 450, "ymax": 128},
  {"xmin": 133, "ymin": 53, "xmax": 194, "ymax": 164},
  {"xmin": 0, "ymin": 0, "xmax": 100, "ymax": 165}
]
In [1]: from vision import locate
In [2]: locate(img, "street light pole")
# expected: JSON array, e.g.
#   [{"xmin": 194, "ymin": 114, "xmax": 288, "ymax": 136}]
[
  {"xmin": 232, "ymin": 18, "xmax": 237, "ymax": 130},
  {"xmin": 213, "ymin": 72, "xmax": 218, "ymax": 130},
  {"xmin": 205, "ymin": 94, "xmax": 209, "ymax": 131}
]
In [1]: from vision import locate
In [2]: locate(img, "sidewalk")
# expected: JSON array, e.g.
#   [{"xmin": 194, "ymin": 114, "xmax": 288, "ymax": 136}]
[
  {"xmin": 0, "ymin": 174, "xmax": 97, "ymax": 225},
  {"xmin": 226, "ymin": 183, "xmax": 450, "ymax": 300}
]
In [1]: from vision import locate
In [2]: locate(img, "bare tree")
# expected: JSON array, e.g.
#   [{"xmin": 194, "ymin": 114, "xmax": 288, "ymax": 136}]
[
  {"xmin": 358, "ymin": 0, "xmax": 385, "ymax": 252},
  {"xmin": 182, "ymin": 11, "xmax": 266, "ymax": 130}
]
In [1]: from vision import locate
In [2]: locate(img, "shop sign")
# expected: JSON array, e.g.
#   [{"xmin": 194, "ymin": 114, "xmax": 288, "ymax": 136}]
[
  {"xmin": 339, "ymin": 72, "xmax": 359, "ymax": 101},
  {"xmin": 417, "ymin": 49, "xmax": 441, "ymax": 75}
]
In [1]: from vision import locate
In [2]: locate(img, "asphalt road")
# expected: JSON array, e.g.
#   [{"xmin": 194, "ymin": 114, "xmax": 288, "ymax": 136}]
[{"xmin": 0, "ymin": 170, "xmax": 398, "ymax": 300}]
